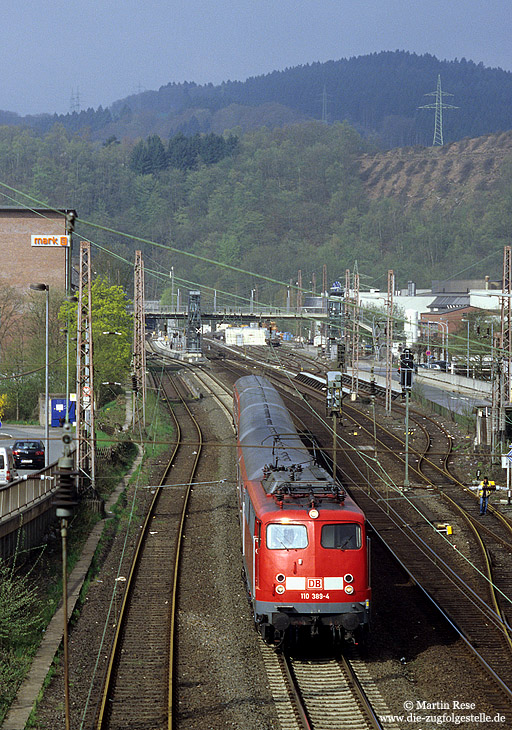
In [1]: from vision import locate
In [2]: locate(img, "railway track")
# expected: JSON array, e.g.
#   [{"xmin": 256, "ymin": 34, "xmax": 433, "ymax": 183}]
[
  {"xmin": 279, "ymin": 376, "xmax": 512, "ymax": 706},
  {"xmin": 260, "ymin": 640, "xmax": 391, "ymax": 730},
  {"xmin": 150, "ymin": 349, "xmax": 398, "ymax": 730},
  {"xmin": 205, "ymin": 347, "xmax": 512, "ymax": 709},
  {"xmin": 94, "ymin": 369, "xmax": 200, "ymax": 730}
]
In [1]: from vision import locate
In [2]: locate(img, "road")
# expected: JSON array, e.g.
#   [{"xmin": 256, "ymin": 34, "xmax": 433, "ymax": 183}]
[
  {"xmin": 0, "ymin": 424, "xmax": 65, "ymax": 477},
  {"xmin": 359, "ymin": 363, "xmax": 490, "ymax": 416}
]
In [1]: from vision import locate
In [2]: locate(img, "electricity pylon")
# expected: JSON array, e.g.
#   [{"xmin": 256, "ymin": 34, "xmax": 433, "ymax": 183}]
[{"xmin": 418, "ymin": 74, "xmax": 458, "ymax": 146}]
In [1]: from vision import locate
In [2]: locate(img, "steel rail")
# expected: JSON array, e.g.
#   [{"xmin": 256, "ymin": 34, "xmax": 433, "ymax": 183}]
[
  {"xmin": 94, "ymin": 369, "xmax": 202, "ymax": 730},
  {"xmin": 166, "ymin": 371, "xmax": 203, "ymax": 730},
  {"xmin": 203, "ymin": 349, "xmax": 512, "ymax": 701},
  {"xmin": 94, "ymin": 402, "xmax": 181, "ymax": 729}
]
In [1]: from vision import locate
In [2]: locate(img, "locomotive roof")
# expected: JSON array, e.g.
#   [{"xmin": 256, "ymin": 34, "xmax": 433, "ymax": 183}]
[{"xmin": 235, "ymin": 375, "xmax": 313, "ymax": 481}]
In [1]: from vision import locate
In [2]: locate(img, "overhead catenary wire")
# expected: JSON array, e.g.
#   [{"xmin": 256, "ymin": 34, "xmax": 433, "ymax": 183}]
[
  {"xmin": 0, "ymin": 179, "xmax": 502, "ymax": 514},
  {"xmin": 0, "ymin": 179, "xmax": 507, "ymax": 361}
]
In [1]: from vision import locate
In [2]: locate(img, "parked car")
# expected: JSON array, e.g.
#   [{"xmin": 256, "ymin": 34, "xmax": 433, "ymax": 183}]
[
  {"xmin": 0, "ymin": 446, "xmax": 18, "ymax": 484},
  {"xmin": 430, "ymin": 360, "xmax": 450, "ymax": 372},
  {"xmin": 426, "ymin": 362, "xmax": 441, "ymax": 370},
  {"xmin": 12, "ymin": 440, "xmax": 45, "ymax": 469}
]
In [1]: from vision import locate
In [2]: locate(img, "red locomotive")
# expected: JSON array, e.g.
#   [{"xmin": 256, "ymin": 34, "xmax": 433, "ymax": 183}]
[{"xmin": 234, "ymin": 375, "xmax": 371, "ymax": 646}]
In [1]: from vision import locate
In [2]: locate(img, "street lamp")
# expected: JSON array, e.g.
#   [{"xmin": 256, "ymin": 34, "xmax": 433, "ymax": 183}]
[{"xmin": 30, "ymin": 283, "xmax": 49, "ymax": 467}]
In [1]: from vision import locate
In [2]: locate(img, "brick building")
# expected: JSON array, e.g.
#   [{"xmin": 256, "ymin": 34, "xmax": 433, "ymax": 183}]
[{"xmin": 0, "ymin": 207, "xmax": 76, "ymax": 294}]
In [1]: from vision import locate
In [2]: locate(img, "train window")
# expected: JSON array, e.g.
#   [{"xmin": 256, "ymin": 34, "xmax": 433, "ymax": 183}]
[
  {"xmin": 266, "ymin": 524, "xmax": 308, "ymax": 550},
  {"xmin": 321, "ymin": 523, "xmax": 361, "ymax": 550}
]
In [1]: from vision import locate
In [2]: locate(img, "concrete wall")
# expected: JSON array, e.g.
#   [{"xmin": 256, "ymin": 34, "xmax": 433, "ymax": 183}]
[{"xmin": 415, "ymin": 369, "xmax": 492, "ymax": 396}]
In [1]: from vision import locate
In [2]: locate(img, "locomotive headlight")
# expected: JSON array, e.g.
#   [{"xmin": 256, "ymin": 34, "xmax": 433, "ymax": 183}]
[
  {"xmin": 344, "ymin": 573, "xmax": 354, "ymax": 583},
  {"xmin": 276, "ymin": 573, "xmax": 285, "ymax": 583},
  {"xmin": 309, "ymin": 509, "xmax": 319, "ymax": 519},
  {"xmin": 344, "ymin": 585, "xmax": 354, "ymax": 595},
  {"xmin": 276, "ymin": 584, "xmax": 285, "ymax": 594}
]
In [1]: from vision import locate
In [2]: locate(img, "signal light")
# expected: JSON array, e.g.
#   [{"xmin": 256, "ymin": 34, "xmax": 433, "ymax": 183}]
[{"xmin": 54, "ymin": 456, "xmax": 78, "ymax": 517}]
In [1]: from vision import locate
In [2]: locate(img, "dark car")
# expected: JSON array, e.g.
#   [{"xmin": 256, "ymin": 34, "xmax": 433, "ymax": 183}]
[
  {"xmin": 431, "ymin": 360, "xmax": 450, "ymax": 372},
  {"xmin": 12, "ymin": 440, "xmax": 45, "ymax": 469}
]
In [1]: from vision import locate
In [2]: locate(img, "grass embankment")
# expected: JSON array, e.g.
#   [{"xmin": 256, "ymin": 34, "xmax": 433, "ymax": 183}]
[{"xmin": 0, "ymin": 389, "xmax": 175, "ymax": 724}]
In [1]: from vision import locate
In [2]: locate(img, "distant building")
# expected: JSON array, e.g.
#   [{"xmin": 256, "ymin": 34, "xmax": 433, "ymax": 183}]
[
  {"xmin": 431, "ymin": 278, "xmax": 500, "ymax": 293},
  {"xmin": 0, "ymin": 207, "xmax": 76, "ymax": 293}
]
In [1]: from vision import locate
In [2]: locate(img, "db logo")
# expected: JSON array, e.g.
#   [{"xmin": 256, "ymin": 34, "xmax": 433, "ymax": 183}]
[{"xmin": 307, "ymin": 578, "xmax": 323, "ymax": 589}]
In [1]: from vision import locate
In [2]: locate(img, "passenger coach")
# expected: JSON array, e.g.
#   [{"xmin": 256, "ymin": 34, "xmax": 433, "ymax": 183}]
[{"xmin": 234, "ymin": 375, "xmax": 371, "ymax": 646}]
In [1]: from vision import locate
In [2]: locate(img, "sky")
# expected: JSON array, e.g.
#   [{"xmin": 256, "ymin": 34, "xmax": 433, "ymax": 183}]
[{"xmin": 2, "ymin": 0, "xmax": 511, "ymax": 116}]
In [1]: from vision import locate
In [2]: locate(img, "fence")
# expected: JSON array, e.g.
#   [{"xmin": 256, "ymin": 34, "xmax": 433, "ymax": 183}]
[{"xmin": 0, "ymin": 466, "xmax": 58, "ymax": 523}]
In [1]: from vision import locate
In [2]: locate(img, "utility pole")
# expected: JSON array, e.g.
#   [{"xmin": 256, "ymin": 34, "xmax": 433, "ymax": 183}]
[
  {"xmin": 385, "ymin": 270, "xmax": 394, "ymax": 412},
  {"xmin": 327, "ymin": 371, "xmax": 343, "ymax": 481},
  {"xmin": 133, "ymin": 250, "xmax": 146, "ymax": 427},
  {"xmin": 418, "ymin": 74, "xmax": 458, "ymax": 146},
  {"xmin": 321, "ymin": 264, "xmax": 328, "ymax": 349},
  {"xmin": 297, "ymin": 269, "xmax": 303, "ymax": 344},
  {"xmin": 351, "ymin": 271, "xmax": 360, "ymax": 397},
  {"xmin": 76, "ymin": 241, "xmax": 95, "ymax": 493},
  {"xmin": 400, "ymin": 348, "xmax": 414, "ymax": 487},
  {"xmin": 344, "ymin": 269, "xmax": 351, "ymax": 369},
  {"xmin": 64, "ymin": 212, "xmax": 76, "ymax": 426}
]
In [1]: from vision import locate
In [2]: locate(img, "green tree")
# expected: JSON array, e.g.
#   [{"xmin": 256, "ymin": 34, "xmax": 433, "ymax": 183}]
[
  {"xmin": 146, "ymin": 134, "xmax": 168, "ymax": 172},
  {"xmin": 59, "ymin": 277, "xmax": 133, "ymax": 404}
]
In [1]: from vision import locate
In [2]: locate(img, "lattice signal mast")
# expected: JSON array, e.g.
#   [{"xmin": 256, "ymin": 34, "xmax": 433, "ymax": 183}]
[
  {"xmin": 418, "ymin": 74, "xmax": 458, "ymax": 146},
  {"xmin": 76, "ymin": 241, "xmax": 95, "ymax": 492},
  {"xmin": 500, "ymin": 246, "xmax": 512, "ymax": 439},
  {"xmin": 133, "ymin": 250, "xmax": 146, "ymax": 427}
]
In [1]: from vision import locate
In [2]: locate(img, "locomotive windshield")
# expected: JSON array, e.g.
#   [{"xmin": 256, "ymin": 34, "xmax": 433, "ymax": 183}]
[
  {"xmin": 321, "ymin": 523, "xmax": 361, "ymax": 550},
  {"xmin": 266, "ymin": 523, "xmax": 308, "ymax": 550}
]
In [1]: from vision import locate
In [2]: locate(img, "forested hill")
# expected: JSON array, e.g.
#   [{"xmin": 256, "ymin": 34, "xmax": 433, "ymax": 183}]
[
  {"xmin": 3, "ymin": 51, "xmax": 512, "ymax": 148},
  {"xmin": 2, "ymin": 119, "xmax": 510, "ymax": 298}
]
